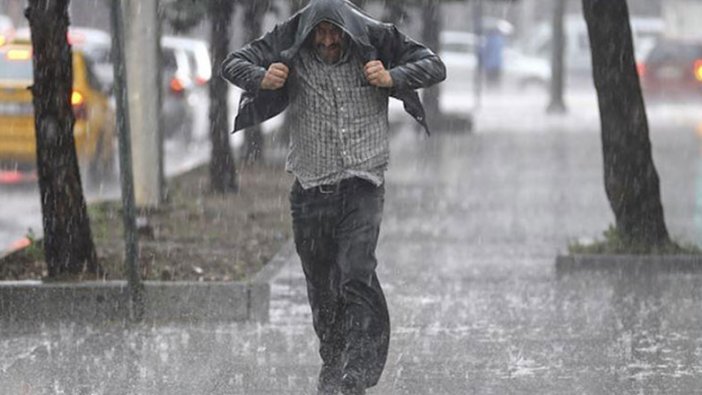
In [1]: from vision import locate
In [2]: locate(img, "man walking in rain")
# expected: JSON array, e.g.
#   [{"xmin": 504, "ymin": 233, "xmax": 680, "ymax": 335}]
[{"xmin": 222, "ymin": 0, "xmax": 445, "ymax": 393}]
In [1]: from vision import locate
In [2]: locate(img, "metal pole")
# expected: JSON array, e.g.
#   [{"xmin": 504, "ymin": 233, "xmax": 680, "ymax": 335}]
[
  {"xmin": 156, "ymin": 2, "xmax": 166, "ymax": 203},
  {"xmin": 473, "ymin": 0, "xmax": 484, "ymax": 111},
  {"xmin": 547, "ymin": 0, "xmax": 567, "ymax": 114},
  {"xmin": 110, "ymin": 0, "xmax": 144, "ymax": 322}
]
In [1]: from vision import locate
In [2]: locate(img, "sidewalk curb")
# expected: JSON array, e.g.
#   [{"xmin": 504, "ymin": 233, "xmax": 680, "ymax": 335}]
[
  {"xmin": 555, "ymin": 254, "xmax": 702, "ymax": 275},
  {"xmin": 0, "ymin": 240, "xmax": 295, "ymax": 326}
]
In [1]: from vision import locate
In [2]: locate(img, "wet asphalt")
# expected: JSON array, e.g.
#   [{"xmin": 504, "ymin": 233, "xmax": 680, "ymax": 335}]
[{"xmin": 1, "ymin": 91, "xmax": 702, "ymax": 394}]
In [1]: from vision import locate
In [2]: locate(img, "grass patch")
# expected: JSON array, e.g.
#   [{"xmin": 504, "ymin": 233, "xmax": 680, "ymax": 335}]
[
  {"xmin": 1, "ymin": 162, "xmax": 293, "ymax": 282},
  {"xmin": 569, "ymin": 225, "xmax": 702, "ymax": 255}
]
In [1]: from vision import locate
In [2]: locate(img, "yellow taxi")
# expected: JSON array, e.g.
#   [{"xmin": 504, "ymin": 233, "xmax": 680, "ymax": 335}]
[{"xmin": 0, "ymin": 40, "xmax": 115, "ymax": 180}]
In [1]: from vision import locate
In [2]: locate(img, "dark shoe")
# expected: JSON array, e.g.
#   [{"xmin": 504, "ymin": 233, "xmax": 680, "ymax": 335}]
[
  {"xmin": 317, "ymin": 364, "xmax": 342, "ymax": 395},
  {"xmin": 340, "ymin": 373, "xmax": 366, "ymax": 395}
]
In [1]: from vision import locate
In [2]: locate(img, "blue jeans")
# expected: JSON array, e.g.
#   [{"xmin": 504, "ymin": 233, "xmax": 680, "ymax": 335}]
[{"xmin": 290, "ymin": 177, "xmax": 390, "ymax": 389}]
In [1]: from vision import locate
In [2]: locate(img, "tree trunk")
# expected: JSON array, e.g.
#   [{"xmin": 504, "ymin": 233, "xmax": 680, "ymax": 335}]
[
  {"xmin": 421, "ymin": 0, "xmax": 442, "ymax": 123},
  {"xmin": 26, "ymin": 0, "xmax": 99, "ymax": 276},
  {"xmin": 582, "ymin": 0, "xmax": 670, "ymax": 247},
  {"xmin": 244, "ymin": 125, "xmax": 264, "ymax": 164},
  {"xmin": 242, "ymin": 0, "xmax": 269, "ymax": 164},
  {"xmin": 208, "ymin": 0, "xmax": 238, "ymax": 193},
  {"xmin": 547, "ymin": 0, "xmax": 567, "ymax": 114}
]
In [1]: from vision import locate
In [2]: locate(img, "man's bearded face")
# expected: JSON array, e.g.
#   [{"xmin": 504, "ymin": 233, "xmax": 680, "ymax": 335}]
[{"xmin": 313, "ymin": 21, "xmax": 344, "ymax": 63}]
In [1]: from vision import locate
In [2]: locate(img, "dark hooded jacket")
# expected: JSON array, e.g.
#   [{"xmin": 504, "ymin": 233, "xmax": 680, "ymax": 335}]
[{"xmin": 221, "ymin": 0, "xmax": 446, "ymax": 135}]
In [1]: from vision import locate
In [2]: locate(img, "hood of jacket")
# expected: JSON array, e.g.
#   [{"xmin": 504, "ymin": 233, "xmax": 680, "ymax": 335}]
[{"xmin": 280, "ymin": 0, "xmax": 376, "ymax": 63}]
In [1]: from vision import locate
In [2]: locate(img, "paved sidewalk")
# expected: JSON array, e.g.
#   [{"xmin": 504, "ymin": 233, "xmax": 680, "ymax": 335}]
[{"xmin": 1, "ymin": 99, "xmax": 701, "ymax": 394}]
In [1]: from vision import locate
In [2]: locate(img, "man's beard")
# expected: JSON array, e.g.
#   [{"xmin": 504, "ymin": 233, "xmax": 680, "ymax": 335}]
[{"xmin": 317, "ymin": 43, "xmax": 342, "ymax": 63}]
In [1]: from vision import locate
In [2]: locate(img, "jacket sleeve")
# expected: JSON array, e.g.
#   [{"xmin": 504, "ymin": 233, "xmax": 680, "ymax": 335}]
[
  {"xmin": 221, "ymin": 18, "xmax": 298, "ymax": 94},
  {"xmin": 382, "ymin": 26, "xmax": 447, "ymax": 91}
]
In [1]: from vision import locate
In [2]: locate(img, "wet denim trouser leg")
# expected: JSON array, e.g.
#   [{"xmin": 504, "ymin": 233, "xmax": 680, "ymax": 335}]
[{"xmin": 290, "ymin": 178, "xmax": 390, "ymax": 390}]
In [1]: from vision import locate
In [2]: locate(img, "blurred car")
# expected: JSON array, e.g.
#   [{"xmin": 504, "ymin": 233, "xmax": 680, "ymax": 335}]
[
  {"xmin": 161, "ymin": 36, "xmax": 212, "ymax": 88},
  {"xmin": 64, "ymin": 28, "xmax": 114, "ymax": 92},
  {"xmin": 14, "ymin": 26, "xmax": 113, "ymax": 92},
  {"xmin": 440, "ymin": 31, "xmax": 480, "ymax": 92},
  {"xmin": 503, "ymin": 47, "xmax": 551, "ymax": 90},
  {"xmin": 15, "ymin": 28, "xmax": 202, "ymax": 142},
  {"xmin": 521, "ymin": 15, "xmax": 663, "ymax": 85},
  {"xmin": 641, "ymin": 38, "xmax": 702, "ymax": 101},
  {"xmin": 0, "ymin": 14, "xmax": 14, "ymax": 46},
  {"xmin": 161, "ymin": 36, "xmax": 213, "ymax": 142},
  {"xmin": 0, "ymin": 42, "xmax": 116, "ymax": 179},
  {"xmin": 160, "ymin": 42, "xmax": 196, "ymax": 141},
  {"xmin": 440, "ymin": 30, "xmax": 550, "ymax": 92}
]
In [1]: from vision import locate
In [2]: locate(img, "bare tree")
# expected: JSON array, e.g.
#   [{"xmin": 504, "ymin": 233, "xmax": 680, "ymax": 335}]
[
  {"xmin": 582, "ymin": 0, "xmax": 670, "ymax": 248},
  {"xmin": 208, "ymin": 0, "xmax": 238, "ymax": 192},
  {"xmin": 421, "ymin": 0, "xmax": 442, "ymax": 123},
  {"xmin": 26, "ymin": 0, "xmax": 99, "ymax": 276},
  {"xmin": 242, "ymin": 0, "xmax": 270, "ymax": 164}
]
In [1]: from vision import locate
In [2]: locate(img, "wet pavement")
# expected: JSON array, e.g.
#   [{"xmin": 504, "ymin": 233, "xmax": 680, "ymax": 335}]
[{"xmin": 1, "ymin": 91, "xmax": 702, "ymax": 394}]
